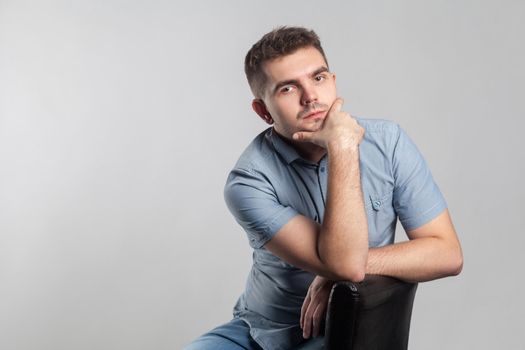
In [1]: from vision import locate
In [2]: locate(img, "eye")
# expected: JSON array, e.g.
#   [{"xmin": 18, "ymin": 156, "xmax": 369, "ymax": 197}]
[
  {"xmin": 280, "ymin": 86, "xmax": 294, "ymax": 93},
  {"xmin": 314, "ymin": 74, "xmax": 326, "ymax": 82}
]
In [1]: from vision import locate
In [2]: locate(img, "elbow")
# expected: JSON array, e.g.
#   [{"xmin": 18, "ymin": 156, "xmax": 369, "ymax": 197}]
[
  {"xmin": 330, "ymin": 263, "xmax": 366, "ymax": 283},
  {"xmin": 318, "ymin": 247, "xmax": 368, "ymax": 283},
  {"xmin": 346, "ymin": 269, "xmax": 366, "ymax": 283},
  {"xmin": 450, "ymin": 254, "xmax": 463, "ymax": 276},
  {"xmin": 446, "ymin": 247, "xmax": 463, "ymax": 277}
]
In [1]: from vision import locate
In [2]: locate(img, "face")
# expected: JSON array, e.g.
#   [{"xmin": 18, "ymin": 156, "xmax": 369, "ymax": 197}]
[{"xmin": 252, "ymin": 46, "xmax": 337, "ymax": 140}]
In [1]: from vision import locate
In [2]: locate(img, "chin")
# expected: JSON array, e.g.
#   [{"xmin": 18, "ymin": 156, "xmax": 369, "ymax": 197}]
[{"xmin": 301, "ymin": 119, "xmax": 324, "ymax": 132}]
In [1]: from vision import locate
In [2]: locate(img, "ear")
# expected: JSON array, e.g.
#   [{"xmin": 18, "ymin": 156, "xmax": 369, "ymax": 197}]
[{"xmin": 252, "ymin": 99, "xmax": 274, "ymax": 125}]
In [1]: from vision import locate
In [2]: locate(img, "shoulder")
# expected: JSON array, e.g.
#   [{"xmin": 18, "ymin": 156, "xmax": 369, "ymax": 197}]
[
  {"xmin": 352, "ymin": 116, "xmax": 403, "ymax": 154},
  {"xmin": 353, "ymin": 116, "xmax": 400, "ymax": 135},
  {"xmin": 227, "ymin": 127, "xmax": 287, "ymax": 181},
  {"xmin": 224, "ymin": 127, "xmax": 284, "ymax": 199},
  {"xmin": 230, "ymin": 128, "xmax": 275, "ymax": 173}
]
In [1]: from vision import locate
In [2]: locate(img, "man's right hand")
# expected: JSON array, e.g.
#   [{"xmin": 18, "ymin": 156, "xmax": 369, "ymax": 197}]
[
  {"xmin": 265, "ymin": 98, "xmax": 369, "ymax": 284},
  {"xmin": 300, "ymin": 275, "xmax": 335, "ymax": 339},
  {"xmin": 292, "ymin": 98, "xmax": 365, "ymax": 151}
]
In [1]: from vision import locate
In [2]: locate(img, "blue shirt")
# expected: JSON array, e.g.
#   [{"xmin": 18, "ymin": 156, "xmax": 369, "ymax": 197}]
[{"xmin": 223, "ymin": 117, "xmax": 447, "ymax": 350}]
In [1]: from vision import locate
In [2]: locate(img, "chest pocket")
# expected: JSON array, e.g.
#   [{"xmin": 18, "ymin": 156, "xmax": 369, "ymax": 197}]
[{"xmin": 364, "ymin": 190, "xmax": 396, "ymax": 246}]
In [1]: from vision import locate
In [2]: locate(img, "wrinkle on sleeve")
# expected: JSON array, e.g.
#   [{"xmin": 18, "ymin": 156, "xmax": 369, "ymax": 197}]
[{"xmin": 224, "ymin": 168, "xmax": 299, "ymax": 249}]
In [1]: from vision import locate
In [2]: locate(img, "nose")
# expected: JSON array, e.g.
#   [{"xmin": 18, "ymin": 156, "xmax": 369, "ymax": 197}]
[{"xmin": 300, "ymin": 83, "xmax": 317, "ymax": 106}]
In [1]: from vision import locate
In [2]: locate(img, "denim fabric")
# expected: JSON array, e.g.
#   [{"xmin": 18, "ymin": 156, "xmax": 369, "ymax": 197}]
[
  {"xmin": 183, "ymin": 318, "xmax": 324, "ymax": 350},
  {"xmin": 183, "ymin": 318, "xmax": 263, "ymax": 350}
]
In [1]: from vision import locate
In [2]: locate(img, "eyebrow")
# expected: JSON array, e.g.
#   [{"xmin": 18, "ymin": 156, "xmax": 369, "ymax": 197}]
[{"xmin": 272, "ymin": 66, "xmax": 330, "ymax": 94}]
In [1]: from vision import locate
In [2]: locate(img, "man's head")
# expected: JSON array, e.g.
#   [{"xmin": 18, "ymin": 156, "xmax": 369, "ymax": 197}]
[
  {"xmin": 245, "ymin": 26, "xmax": 328, "ymax": 99},
  {"xmin": 245, "ymin": 27, "xmax": 338, "ymax": 140}
]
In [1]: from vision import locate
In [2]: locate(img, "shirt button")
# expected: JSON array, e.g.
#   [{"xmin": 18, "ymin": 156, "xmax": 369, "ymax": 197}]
[{"xmin": 320, "ymin": 167, "xmax": 325, "ymax": 172}]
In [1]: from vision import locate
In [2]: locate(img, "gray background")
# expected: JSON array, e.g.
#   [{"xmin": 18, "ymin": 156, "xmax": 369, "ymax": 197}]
[{"xmin": 1, "ymin": 0, "xmax": 523, "ymax": 349}]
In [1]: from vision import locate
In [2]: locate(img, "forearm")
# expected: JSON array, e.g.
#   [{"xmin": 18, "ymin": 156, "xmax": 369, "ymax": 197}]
[
  {"xmin": 317, "ymin": 144, "xmax": 368, "ymax": 281},
  {"xmin": 366, "ymin": 237, "xmax": 463, "ymax": 283}
]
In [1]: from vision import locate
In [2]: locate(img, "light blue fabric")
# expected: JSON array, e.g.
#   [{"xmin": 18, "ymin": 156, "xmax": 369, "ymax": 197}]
[
  {"xmin": 222, "ymin": 117, "xmax": 447, "ymax": 350},
  {"xmin": 183, "ymin": 318, "xmax": 263, "ymax": 350}
]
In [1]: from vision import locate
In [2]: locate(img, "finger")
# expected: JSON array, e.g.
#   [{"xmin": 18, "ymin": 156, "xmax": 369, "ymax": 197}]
[
  {"xmin": 300, "ymin": 293, "xmax": 311, "ymax": 329},
  {"xmin": 302, "ymin": 305, "xmax": 311, "ymax": 338},
  {"xmin": 328, "ymin": 97, "xmax": 344, "ymax": 114},
  {"xmin": 312, "ymin": 303, "xmax": 326, "ymax": 337},
  {"xmin": 303, "ymin": 300, "xmax": 316, "ymax": 338}
]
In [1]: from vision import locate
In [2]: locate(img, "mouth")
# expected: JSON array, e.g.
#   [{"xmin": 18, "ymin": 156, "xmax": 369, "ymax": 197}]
[{"xmin": 302, "ymin": 110, "xmax": 326, "ymax": 120}]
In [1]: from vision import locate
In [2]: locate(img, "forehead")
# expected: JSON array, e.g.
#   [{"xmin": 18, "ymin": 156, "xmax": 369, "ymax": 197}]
[{"xmin": 262, "ymin": 46, "xmax": 328, "ymax": 84}]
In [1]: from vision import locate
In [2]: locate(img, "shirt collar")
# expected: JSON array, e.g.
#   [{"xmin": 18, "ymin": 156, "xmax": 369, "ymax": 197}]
[
  {"xmin": 267, "ymin": 127, "xmax": 327, "ymax": 166},
  {"xmin": 267, "ymin": 127, "xmax": 302, "ymax": 165},
  {"xmin": 268, "ymin": 116, "xmax": 365, "ymax": 166}
]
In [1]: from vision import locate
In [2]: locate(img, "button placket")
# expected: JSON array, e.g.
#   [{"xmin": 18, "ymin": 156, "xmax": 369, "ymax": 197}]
[{"xmin": 318, "ymin": 159, "xmax": 328, "ymax": 207}]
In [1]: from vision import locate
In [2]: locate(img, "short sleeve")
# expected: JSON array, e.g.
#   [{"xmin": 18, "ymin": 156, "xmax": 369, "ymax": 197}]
[
  {"xmin": 392, "ymin": 125, "xmax": 448, "ymax": 231},
  {"xmin": 224, "ymin": 168, "xmax": 299, "ymax": 249}
]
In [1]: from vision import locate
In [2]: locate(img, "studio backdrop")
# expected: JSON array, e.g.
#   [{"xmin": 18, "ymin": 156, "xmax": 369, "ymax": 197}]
[{"xmin": 0, "ymin": 1, "xmax": 523, "ymax": 349}]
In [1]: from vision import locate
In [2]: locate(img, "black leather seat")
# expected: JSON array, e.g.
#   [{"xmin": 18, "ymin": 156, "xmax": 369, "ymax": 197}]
[{"xmin": 324, "ymin": 275, "xmax": 418, "ymax": 350}]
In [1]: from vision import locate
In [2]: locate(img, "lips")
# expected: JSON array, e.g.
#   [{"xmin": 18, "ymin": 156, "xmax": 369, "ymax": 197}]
[{"xmin": 303, "ymin": 110, "xmax": 325, "ymax": 120}]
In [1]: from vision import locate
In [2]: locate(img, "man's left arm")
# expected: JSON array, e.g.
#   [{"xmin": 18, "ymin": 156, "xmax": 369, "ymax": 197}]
[
  {"xmin": 366, "ymin": 207, "xmax": 463, "ymax": 283},
  {"xmin": 301, "ymin": 208, "xmax": 463, "ymax": 338},
  {"xmin": 364, "ymin": 122, "xmax": 463, "ymax": 282},
  {"xmin": 300, "ymin": 123, "xmax": 463, "ymax": 338}
]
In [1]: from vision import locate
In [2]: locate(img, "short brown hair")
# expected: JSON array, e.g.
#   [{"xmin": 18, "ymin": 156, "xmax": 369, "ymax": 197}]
[{"xmin": 244, "ymin": 26, "xmax": 328, "ymax": 98}]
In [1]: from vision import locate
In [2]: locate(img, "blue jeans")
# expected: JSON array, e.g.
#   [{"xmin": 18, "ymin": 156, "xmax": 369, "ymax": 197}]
[{"xmin": 183, "ymin": 317, "xmax": 325, "ymax": 350}]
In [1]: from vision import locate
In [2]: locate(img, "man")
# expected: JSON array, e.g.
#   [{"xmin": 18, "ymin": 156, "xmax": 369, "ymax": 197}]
[{"xmin": 184, "ymin": 26, "xmax": 463, "ymax": 350}]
